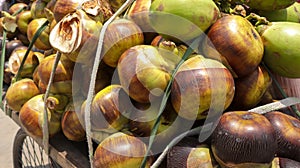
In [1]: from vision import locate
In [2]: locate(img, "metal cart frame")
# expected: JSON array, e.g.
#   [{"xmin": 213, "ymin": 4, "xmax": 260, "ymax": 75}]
[{"xmin": 9, "ymin": 110, "xmax": 91, "ymax": 168}]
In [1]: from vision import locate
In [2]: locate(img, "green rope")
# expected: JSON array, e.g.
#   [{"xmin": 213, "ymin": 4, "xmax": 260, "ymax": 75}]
[
  {"xmin": 140, "ymin": 37, "xmax": 201, "ymax": 168},
  {"xmin": 12, "ymin": 6, "xmax": 27, "ymax": 16},
  {"xmin": 0, "ymin": 7, "xmax": 26, "ymax": 112},
  {"xmin": 13, "ymin": 20, "xmax": 49, "ymax": 82},
  {"xmin": 0, "ymin": 31, "xmax": 7, "ymax": 110}
]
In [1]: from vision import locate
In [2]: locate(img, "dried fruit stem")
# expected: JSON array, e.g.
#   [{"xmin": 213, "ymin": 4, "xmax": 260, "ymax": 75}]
[
  {"xmin": 245, "ymin": 13, "xmax": 269, "ymax": 26},
  {"xmin": 46, "ymin": 94, "xmax": 68, "ymax": 112}
]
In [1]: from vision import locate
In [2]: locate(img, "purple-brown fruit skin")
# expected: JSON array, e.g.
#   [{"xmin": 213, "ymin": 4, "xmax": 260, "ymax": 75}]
[
  {"xmin": 265, "ymin": 111, "xmax": 300, "ymax": 162},
  {"xmin": 211, "ymin": 111, "xmax": 277, "ymax": 167},
  {"xmin": 171, "ymin": 56, "xmax": 235, "ymax": 120},
  {"xmin": 229, "ymin": 66, "xmax": 272, "ymax": 110},
  {"xmin": 202, "ymin": 15, "xmax": 264, "ymax": 78},
  {"xmin": 61, "ymin": 103, "xmax": 86, "ymax": 142}
]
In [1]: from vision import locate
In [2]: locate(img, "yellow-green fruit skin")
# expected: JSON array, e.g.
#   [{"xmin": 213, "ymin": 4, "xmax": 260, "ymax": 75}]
[
  {"xmin": 102, "ymin": 19, "xmax": 144, "ymax": 68},
  {"xmin": 5, "ymin": 79, "xmax": 40, "ymax": 112},
  {"xmin": 27, "ymin": 18, "xmax": 51, "ymax": 50},
  {"xmin": 93, "ymin": 132, "xmax": 152, "ymax": 168},
  {"xmin": 16, "ymin": 10, "xmax": 33, "ymax": 35},
  {"xmin": 19, "ymin": 94, "xmax": 61, "ymax": 139},
  {"xmin": 87, "ymin": 85, "xmax": 129, "ymax": 132},
  {"xmin": 258, "ymin": 22, "xmax": 300, "ymax": 78}
]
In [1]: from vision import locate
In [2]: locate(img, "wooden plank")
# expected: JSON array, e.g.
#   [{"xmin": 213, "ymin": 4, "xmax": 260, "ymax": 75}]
[{"xmin": 11, "ymin": 111, "xmax": 91, "ymax": 168}]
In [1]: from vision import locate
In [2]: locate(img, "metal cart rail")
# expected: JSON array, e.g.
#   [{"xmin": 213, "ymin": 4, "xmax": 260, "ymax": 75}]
[{"xmin": 9, "ymin": 110, "xmax": 90, "ymax": 168}]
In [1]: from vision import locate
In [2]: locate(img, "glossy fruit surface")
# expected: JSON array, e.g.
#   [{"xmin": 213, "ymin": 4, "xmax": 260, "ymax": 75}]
[
  {"xmin": 61, "ymin": 101, "xmax": 86, "ymax": 141},
  {"xmin": 102, "ymin": 18, "xmax": 144, "ymax": 68},
  {"xmin": 30, "ymin": 0, "xmax": 47, "ymax": 19},
  {"xmin": 118, "ymin": 45, "xmax": 178, "ymax": 103},
  {"xmin": 231, "ymin": 0, "xmax": 296, "ymax": 11},
  {"xmin": 93, "ymin": 132, "xmax": 153, "ymax": 168},
  {"xmin": 129, "ymin": 101, "xmax": 177, "ymax": 137},
  {"xmin": 5, "ymin": 78, "xmax": 40, "ymax": 111},
  {"xmin": 149, "ymin": 0, "xmax": 220, "ymax": 42},
  {"xmin": 4, "ymin": 39, "xmax": 24, "ymax": 60},
  {"xmin": 257, "ymin": 22, "xmax": 300, "ymax": 78},
  {"xmin": 27, "ymin": 18, "xmax": 51, "ymax": 50},
  {"xmin": 258, "ymin": 2, "xmax": 300, "ymax": 22},
  {"xmin": 202, "ymin": 15, "xmax": 264, "ymax": 78},
  {"xmin": 211, "ymin": 111, "xmax": 277, "ymax": 168},
  {"xmin": 171, "ymin": 55, "xmax": 235, "ymax": 120},
  {"xmin": 229, "ymin": 66, "xmax": 272, "ymax": 110},
  {"xmin": 79, "ymin": 62, "xmax": 115, "ymax": 97},
  {"xmin": 37, "ymin": 54, "xmax": 74, "ymax": 95},
  {"xmin": 16, "ymin": 10, "xmax": 33, "ymax": 34},
  {"xmin": 19, "ymin": 94, "xmax": 61, "ymax": 139},
  {"xmin": 128, "ymin": 101, "xmax": 191, "ymax": 153},
  {"xmin": 126, "ymin": 0, "xmax": 153, "ymax": 32},
  {"xmin": 81, "ymin": 85, "xmax": 130, "ymax": 133},
  {"xmin": 8, "ymin": 3, "xmax": 28, "ymax": 15},
  {"xmin": 167, "ymin": 145, "xmax": 217, "ymax": 168},
  {"xmin": 265, "ymin": 111, "xmax": 300, "ymax": 162},
  {"xmin": 277, "ymin": 157, "xmax": 300, "ymax": 168}
]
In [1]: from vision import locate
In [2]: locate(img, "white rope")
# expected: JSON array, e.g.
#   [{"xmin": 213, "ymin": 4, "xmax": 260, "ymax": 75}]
[
  {"xmin": 150, "ymin": 97, "xmax": 300, "ymax": 168},
  {"xmin": 248, "ymin": 97, "xmax": 300, "ymax": 114},
  {"xmin": 150, "ymin": 126, "xmax": 202, "ymax": 168},
  {"xmin": 83, "ymin": 1, "xmax": 135, "ymax": 167},
  {"xmin": 43, "ymin": 51, "xmax": 62, "ymax": 154}
]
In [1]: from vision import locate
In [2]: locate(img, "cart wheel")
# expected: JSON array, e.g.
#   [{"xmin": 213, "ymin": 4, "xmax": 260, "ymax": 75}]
[{"xmin": 13, "ymin": 128, "xmax": 61, "ymax": 168}]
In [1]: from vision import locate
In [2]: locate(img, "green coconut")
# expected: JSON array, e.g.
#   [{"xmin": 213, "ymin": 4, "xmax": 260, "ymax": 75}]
[
  {"xmin": 257, "ymin": 22, "xmax": 300, "ymax": 78},
  {"xmin": 258, "ymin": 2, "xmax": 300, "ymax": 22},
  {"xmin": 149, "ymin": 0, "xmax": 220, "ymax": 42},
  {"xmin": 231, "ymin": 0, "xmax": 297, "ymax": 11}
]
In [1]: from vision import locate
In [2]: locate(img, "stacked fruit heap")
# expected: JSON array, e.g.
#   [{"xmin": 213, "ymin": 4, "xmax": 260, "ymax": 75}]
[{"xmin": 1, "ymin": 0, "xmax": 300, "ymax": 167}]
